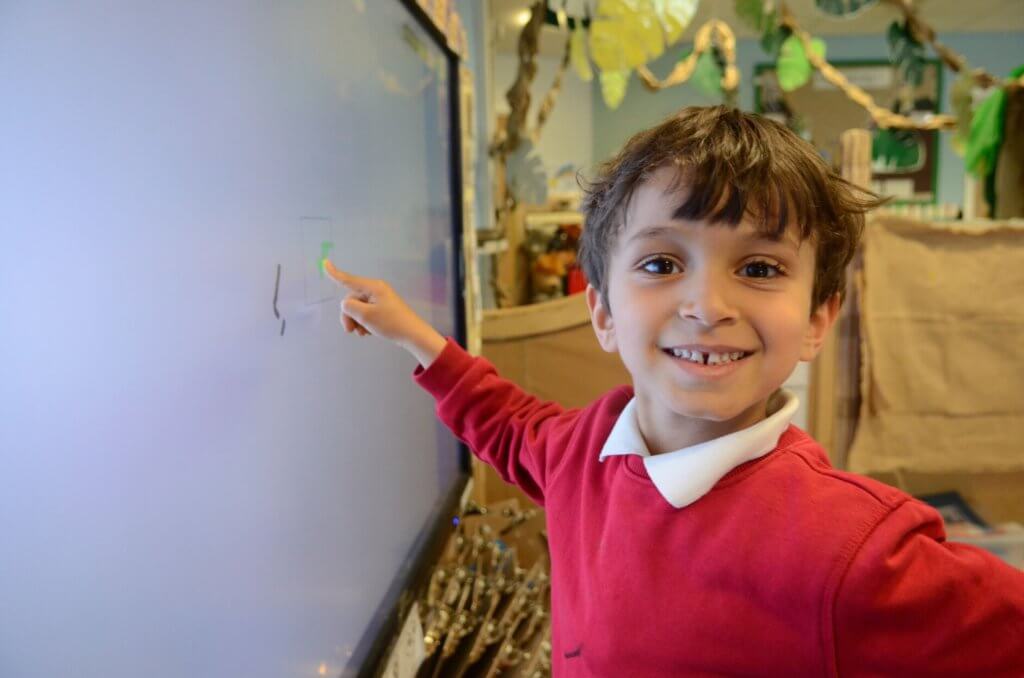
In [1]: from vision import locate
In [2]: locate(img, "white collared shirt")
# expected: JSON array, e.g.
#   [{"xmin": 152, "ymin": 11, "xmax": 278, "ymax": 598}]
[{"xmin": 598, "ymin": 390, "xmax": 799, "ymax": 509}]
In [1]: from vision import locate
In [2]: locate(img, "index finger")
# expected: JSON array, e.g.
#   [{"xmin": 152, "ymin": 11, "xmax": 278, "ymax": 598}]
[
  {"xmin": 323, "ymin": 259, "xmax": 358, "ymax": 288},
  {"xmin": 324, "ymin": 259, "xmax": 380, "ymax": 295}
]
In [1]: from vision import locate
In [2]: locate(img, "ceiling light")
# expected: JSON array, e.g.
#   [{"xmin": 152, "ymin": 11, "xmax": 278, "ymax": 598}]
[{"xmin": 512, "ymin": 9, "xmax": 531, "ymax": 27}]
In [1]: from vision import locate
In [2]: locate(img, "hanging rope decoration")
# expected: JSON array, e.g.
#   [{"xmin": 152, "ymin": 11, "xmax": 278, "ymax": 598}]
[
  {"xmin": 630, "ymin": 0, "xmax": 1013, "ymax": 131},
  {"xmin": 635, "ymin": 20, "xmax": 739, "ymax": 94},
  {"xmin": 778, "ymin": 7, "xmax": 955, "ymax": 130},
  {"xmin": 533, "ymin": 34, "xmax": 572, "ymax": 143},
  {"xmin": 776, "ymin": 0, "xmax": 1022, "ymax": 130},
  {"xmin": 496, "ymin": 1, "xmax": 547, "ymax": 159}
]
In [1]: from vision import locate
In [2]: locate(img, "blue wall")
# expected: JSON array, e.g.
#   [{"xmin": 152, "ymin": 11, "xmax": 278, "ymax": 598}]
[{"xmin": 591, "ymin": 31, "xmax": 1024, "ymax": 207}]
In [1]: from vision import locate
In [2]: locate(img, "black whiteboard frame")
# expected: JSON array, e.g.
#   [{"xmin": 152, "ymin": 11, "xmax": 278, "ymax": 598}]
[{"xmin": 350, "ymin": 1, "xmax": 471, "ymax": 674}]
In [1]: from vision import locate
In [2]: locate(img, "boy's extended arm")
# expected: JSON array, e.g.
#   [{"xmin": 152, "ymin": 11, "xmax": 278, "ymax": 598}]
[
  {"xmin": 832, "ymin": 498, "xmax": 1024, "ymax": 675},
  {"xmin": 414, "ymin": 339, "xmax": 566, "ymax": 504}
]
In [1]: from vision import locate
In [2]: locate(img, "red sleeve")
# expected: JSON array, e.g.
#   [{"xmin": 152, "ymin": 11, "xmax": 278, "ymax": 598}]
[
  {"xmin": 413, "ymin": 338, "xmax": 568, "ymax": 505},
  {"xmin": 832, "ymin": 498, "xmax": 1024, "ymax": 676}
]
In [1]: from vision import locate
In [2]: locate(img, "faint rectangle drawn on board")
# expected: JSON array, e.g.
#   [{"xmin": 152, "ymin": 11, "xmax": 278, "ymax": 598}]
[{"xmin": 299, "ymin": 216, "xmax": 337, "ymax": 306}]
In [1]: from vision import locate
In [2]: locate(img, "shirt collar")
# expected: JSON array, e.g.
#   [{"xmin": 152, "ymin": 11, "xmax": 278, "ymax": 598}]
[{"xmin": 598, "ymin": 390, "xmax": 799, "ymax": 509}]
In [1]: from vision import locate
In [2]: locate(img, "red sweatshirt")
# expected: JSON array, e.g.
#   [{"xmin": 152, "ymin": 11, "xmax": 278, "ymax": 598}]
[{"xmin": 414, "ymin": 340, "xmax": 1024, "ymax": 677}]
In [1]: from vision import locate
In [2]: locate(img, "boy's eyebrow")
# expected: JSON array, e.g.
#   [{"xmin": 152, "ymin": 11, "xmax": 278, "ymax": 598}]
[
  {"xmin": 739, "ymin": 230, "xmax": 801, "ymax": 252},
  {"xmin": 624, "ymin": 225, "xmax": 682, "ymax": 244},
  {"xmin": 625, "ymin": 224, "xmax": 801, "ymax": 252}
]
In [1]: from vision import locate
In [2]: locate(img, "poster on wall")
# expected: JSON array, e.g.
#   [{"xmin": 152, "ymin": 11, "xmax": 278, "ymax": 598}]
[{"xmin": 754, "ymin": 59, "xmax": 942, "ymax": 203}]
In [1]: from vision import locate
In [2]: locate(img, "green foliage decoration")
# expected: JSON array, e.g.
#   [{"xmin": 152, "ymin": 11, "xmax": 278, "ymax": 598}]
[
  {"xmin": 734, "ymin": 0, "xmax": 789, "ymax": 57},
  {"xmin": 950, "ymin": 71, "xmax": 974, "ymax": 156},
  {"xmin": 776, "ymin": 35, "xmax": 826, "ymax": 91},
  {"xmin": 964, "ymin": 64, "xmax": 1024, "ymax": 212},
  {"xmin": 691, "ymin": 49, "xmax": 724, "ymax": 97},
  {"xmin": 887, "ymin": 20, "xmax": 926, "ymax": 86},
  {"xmin": 814, "ymin": 0, "xmax": 878, "ymax": 16},
  {"xmin": 734, "ymin": 0, "xmax": 773, "ymax": 32},
  {"xmin": 872, "ymin": 128, "xmax": 923, "ymax": 171}
]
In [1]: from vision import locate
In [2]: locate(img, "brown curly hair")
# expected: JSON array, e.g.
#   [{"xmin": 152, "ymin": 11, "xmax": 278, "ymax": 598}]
[{"xmin": 579, "ymin": 106, "xmax": 885, "ymax": 313}]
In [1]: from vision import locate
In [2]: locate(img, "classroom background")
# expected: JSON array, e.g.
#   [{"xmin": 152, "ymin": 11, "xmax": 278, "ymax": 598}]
[{"xmin": 1, "ymin": 1, "xmax": 1021, "ymax": 676}]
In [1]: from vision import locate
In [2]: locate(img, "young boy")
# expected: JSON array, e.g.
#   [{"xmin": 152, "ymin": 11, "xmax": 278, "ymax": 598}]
[{"xmin": 327, "ymin": 106, "xmax": 1024, "ymax": 676}]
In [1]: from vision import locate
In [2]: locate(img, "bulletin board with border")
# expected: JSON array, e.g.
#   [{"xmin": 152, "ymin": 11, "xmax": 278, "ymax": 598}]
[{"xmin": 754, "ymin": 59, "xmax": 943, "ymax": 204}]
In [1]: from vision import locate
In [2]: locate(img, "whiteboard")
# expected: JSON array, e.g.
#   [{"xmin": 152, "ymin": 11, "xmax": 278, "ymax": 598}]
[{"xmin": 0, "ymin": 2, "xmax": 465, "ymax": 676}]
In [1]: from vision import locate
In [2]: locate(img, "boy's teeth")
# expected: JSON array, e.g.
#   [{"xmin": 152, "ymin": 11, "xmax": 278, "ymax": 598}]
[
  {"xmin": 670, "ymin": 348, "xmax": 704, "ymax": 363},
  {"xmin": 669, "ymin": 348, "xmax": 746, "ymax": 365}
]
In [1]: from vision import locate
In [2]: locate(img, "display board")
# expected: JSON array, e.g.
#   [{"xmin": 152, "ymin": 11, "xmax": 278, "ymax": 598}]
[{"xmin": 0, "ymin": 1, "xmax": 466, "ymax": 676}]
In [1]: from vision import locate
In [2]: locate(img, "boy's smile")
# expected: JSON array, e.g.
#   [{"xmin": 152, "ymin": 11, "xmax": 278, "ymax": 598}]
[{"xmin": 587, "ymin": 166, "xmax": 838, "ymax": 454}]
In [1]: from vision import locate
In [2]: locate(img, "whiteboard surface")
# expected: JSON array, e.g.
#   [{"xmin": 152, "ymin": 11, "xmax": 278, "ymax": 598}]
[{"xmin": 0, "ymin": 2, "xmax": 463, "ymax": 676}]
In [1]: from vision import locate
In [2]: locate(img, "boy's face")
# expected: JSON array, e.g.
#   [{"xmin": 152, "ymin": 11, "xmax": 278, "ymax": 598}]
[{"xmin": 586, "ymin": 166, "xmax": 839, "ymax": 442}]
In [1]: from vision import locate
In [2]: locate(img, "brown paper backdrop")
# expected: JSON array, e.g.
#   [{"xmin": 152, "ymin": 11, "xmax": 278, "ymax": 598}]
[{"xmin": 848, "ymin": 216, "xmax": 1024, "ymax": 476}]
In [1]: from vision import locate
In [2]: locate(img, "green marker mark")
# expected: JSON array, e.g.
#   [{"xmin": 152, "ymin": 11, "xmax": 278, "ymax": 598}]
[{"xmin": 319, "ymin": 241, "xmax": 335, "ymax": 277}]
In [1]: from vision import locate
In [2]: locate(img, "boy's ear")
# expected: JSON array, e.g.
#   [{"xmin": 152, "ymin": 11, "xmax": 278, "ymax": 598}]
[
  {"xmin": 800, "ymin": 292, "xmax": 842, "ymax": 362},
  {"xmin": 586, "ymin": 284, "xmax": 618, "ymax": 353}
]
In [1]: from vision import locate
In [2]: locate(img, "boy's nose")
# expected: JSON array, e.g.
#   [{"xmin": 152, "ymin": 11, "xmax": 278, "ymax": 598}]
[{"xmin": 677, "ymin": 272, "xmax": 737, "ymax": 327}]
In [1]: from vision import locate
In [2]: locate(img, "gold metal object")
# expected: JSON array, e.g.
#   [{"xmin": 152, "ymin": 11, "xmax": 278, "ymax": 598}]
[{"xmin": 410, "ymin": 500, "xmax": 552, "ymax": 676}]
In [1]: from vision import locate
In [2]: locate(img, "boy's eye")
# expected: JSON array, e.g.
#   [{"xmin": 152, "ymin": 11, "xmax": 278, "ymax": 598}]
[
  {"xmin": 741, "ymin": 260, "xmax": 784, "ymax": 278},
  {"xmin": 639, "ymin": 257, "xmax": 680, "ymax": 275}
]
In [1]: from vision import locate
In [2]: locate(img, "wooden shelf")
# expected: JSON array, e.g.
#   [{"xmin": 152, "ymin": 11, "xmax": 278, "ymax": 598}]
[
  {"xmin": 481, "ymin": 292, "xmax": 590, "ymax": 341},
  {"xmin": 477, "ymin": 238, "xmax": 508, "ymax": 255},
  {"xmin": 524, "ymin": 211, "xmax": 583, "ymax": 228}
]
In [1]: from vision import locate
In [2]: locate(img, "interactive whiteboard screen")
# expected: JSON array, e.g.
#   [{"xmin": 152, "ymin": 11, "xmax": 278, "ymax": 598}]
[{"xmin": 0, "ymin": 2, "xmax": 464, "ymax": 676}]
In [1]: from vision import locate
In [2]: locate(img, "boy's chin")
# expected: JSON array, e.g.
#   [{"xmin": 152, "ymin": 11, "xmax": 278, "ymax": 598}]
[{"xmin": 667, "ymin": 394, "xmax": 766, "ymax": 425}]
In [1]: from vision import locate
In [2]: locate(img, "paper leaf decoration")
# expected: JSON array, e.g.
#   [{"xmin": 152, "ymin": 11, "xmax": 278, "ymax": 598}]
[
  {"xmin": 589, "ymin": 0, "xmax": 665, "ymax": 72},
  {"xmin": 950, "ymin": 71, "xmax": 974, "ymax": 156},
  {"xmin": 653, "ymin": 0, "xmax": 698, "ymax": 44},
  {"xmin": 872, "ymin": 128, "xmax": 923, "ymax": 172},
  {"xmin": 734, "ymin": 0, "xmax": 770, "ymax": 31},
  {"xmin": 965, "ymin": 87, "xmax": 1007, "ymax": 179},
  {"xmin": 760, "ymin": 24, "xmax": 787, "ymax": 56},
  {"xmin": 571, "ymin": 24, "xmax": 593, "ymax": 82},
  {"xmin": 887, "ymin": 20, "xmax": 926, "ymax": 86},
  {"xmin": 815, "ymin": 0, "xmax": 878, "ymax": 16},
  {"xmin": 692, "ymin": 49, "xmax": 723, "ymax": 98},
  {"xmin": 777, "ymin": 35, "xmax": 825, "ymax": 91},
  {"xmin": 735, "ymin": 0, "xmax": 788, "ymax": 57},
  {"xmin": 600, "ymin": 69, "xmax": 631, "ymax": 109}
]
